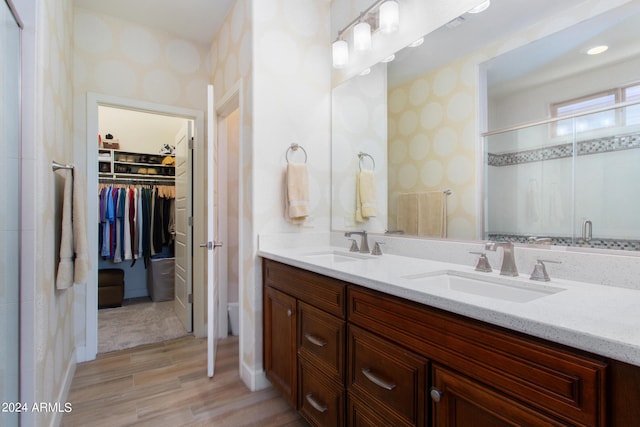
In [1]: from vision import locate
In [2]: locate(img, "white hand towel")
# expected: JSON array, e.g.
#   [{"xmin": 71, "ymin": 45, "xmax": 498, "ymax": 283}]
[
  {"xmin": 356, "ymin": 170, "xmax": 376, "ymax": 222},
  {"xmin": 56, "ymin": 170, "xmax": 74, "ymax": 290},
  {"xmin": 73, "ymin": 174, "xmax": 90, "ymax": 284},
  {"xmin": 285, "ymin": 163, "xmax": 309, "ymax": 222}
]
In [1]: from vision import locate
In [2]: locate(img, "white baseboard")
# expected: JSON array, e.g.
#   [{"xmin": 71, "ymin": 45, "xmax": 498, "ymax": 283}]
[
  {"xmin": 240, "ymin": 360, "xmax": 270, "ymax": 391},
  {"xmin": 50, "ymin": 349, "xmax": 77, "ymax": 427}
]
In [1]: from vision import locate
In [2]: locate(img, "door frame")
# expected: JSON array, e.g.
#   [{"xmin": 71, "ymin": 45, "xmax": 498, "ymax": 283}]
[
  {"xmin": 215, "ymin": 80, "xmax": 244, "ymax": 361},
  {"xmin": 82, "ymin": 92, "xmax": 205, "ymax": 362}
]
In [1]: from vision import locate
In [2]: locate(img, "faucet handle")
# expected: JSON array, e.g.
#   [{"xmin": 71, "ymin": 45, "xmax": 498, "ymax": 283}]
[
  {"xmin": 469, "ymin": 251, "xmax": 492, "ymax": 273},
  {"xmin": 348, "ymin": 239, "xmax": 359, "ymax": 252},
  {"xmin": 529, "ymin": 259, "xmax": 561, "ymax": 282},
  {"xmin": 371, "ymin": 241, "xmax": 385, "ymax": 256}
]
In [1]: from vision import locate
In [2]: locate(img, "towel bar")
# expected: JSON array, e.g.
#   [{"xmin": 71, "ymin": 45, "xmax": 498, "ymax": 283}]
[
  {"xmin": 286, "ymin": 143, "xmax": 307, "ymax": 164},
  {"xmin": 52, "ymin": 160, "xmax": 74, "ymax": 173}
]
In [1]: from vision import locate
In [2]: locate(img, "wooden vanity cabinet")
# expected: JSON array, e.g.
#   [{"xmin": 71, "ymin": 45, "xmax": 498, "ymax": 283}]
[
  {"xmin": 349, "ymin": 286, "xmax": 607, "ymax": 427},
  {"xmin": 263, "ymin": 259, "xmax": 347, "ymax": 425},
  {"xmin": 263, "ymin": 259, "xmax": 640, "ymax": 426},
  {"xmin": 263, "ymin": 285, "xmax": 297, "ymax": 407}
]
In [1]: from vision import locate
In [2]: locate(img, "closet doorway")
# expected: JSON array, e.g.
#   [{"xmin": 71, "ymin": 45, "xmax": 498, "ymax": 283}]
[
  {"xmin": 84, "ymin": 93, "xmax": 206, "ymax": 361},
  {"xmin": 96, "ymin": 106, "xmax": 191, "ymax": 353}
]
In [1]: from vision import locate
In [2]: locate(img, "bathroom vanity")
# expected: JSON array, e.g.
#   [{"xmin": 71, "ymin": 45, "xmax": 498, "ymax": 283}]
[{"xmin": 261, "ymin": 250, "xmax": 640, "ymax": 426}]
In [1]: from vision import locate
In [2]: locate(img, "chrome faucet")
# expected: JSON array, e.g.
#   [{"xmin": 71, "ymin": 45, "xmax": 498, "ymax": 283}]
[
  {"xmin": 485, "ymin": 241, "xmax": 518, "ymax": 277},
  {"xmin": 345, "ymin": 231, "xmax": 370, "ymax": 254}
]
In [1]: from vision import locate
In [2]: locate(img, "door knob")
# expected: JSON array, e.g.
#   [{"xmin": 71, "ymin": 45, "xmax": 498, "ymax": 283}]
[
  {"xmin": 430, "ymin": 387, "xmax": 443, "ymax": 402},
  {"xmin": 199, "ymin": 241, "xmax": 224, "ymax": 250}
]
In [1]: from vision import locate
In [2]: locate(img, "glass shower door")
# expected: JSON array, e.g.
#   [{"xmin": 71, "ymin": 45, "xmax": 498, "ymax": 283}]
[
  {"xmin": 573, "ymin": 104, "xmax": 640, "ymax": 249},
  {"xmin": 1, "ymin": 1, "xmax": 21, "ymax": 426}
]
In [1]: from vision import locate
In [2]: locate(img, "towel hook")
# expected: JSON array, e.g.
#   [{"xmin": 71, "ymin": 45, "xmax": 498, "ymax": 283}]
[
  {"xmin": 358, "ymin": 152, "xmax": 375, "ymax": 172},
  {"xmin": 286, "ymin": 143, "xmax": 307, "ymax": 164}
]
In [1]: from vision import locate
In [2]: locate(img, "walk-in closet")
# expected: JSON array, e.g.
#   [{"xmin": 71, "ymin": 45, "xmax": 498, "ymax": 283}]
[{"xmin": 96, "ymin": 106, "xmax": 191, "ymax": 353}]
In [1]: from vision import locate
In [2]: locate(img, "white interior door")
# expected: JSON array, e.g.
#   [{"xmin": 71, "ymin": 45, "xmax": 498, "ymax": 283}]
[
  {"xmin": 174, "ymin": 121, "xmax": 193, "ymax": 332},
  {"xmin": 207, "ymin": 85, "xmax": 219, "ymax": 377}
]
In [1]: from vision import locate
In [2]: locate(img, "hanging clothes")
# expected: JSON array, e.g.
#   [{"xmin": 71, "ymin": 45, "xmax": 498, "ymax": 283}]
[{"xmin": 97, "ymin": 183, "xmax": 175, "ymax": 263}]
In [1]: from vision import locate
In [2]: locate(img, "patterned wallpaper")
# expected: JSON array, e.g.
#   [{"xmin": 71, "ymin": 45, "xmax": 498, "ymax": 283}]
[
  {"xmin": 387, "ymin": 56, "xmax": 478, "ymax": 239},
  {"xmin": 251, "ymin": 0, "xmax": 332, "ymax": 383},
  {"xmin": 32, "ymin": 0, "xmax": 76, "ymax": 425}
]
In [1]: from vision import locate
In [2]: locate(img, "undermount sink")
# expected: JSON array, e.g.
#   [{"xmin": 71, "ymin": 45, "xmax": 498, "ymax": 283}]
[
  {"xmin": 303, "ymin": 250, "xmax": 372, "ymax": 263},
  {"xmin": 401, "ymin": 272, "xmax": 565, "ymax": 303}
]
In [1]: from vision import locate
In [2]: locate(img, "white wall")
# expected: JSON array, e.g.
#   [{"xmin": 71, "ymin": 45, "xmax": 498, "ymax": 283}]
[
  {"xmin": 332, "ymin": 62, "xmax": 388, "ymax": 231},
  {"xmin": 98, "ymin": 106, "xmax": 187, "ymax": 154}
]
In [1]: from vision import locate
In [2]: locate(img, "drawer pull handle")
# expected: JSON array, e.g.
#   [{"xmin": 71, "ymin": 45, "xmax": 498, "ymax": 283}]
[
  {"xmin": 362, "ymin": 367, "xmax": 396, "ymax": 391},
  {"xmin": 430, "ymin": 387, "xmax": 443, "ymax": 403},
  {"xmin": 305, "ymin": 393, "xmax": 328, "ymax": 413},
  {"xmin": 304, "ymin": 333, "xmax": 327, "ymax": 347}
]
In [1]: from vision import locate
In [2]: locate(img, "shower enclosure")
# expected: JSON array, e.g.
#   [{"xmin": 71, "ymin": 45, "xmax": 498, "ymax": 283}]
[
  {"xmin": 484, "ymin": 101, "xmax": 640, "ymax": 250},
  {"xmin": 1, "ymin": 0, "xmax": 22, "ymax": 425}
]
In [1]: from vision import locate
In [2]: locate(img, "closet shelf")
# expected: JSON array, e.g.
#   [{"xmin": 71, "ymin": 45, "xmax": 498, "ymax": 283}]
[{"xmin": 99, "ymin": 148, "xmax": 175, "ymax": 179}]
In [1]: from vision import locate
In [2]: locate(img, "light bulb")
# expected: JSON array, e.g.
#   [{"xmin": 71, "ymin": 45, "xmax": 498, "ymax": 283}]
[
  {"xmin": 379, "ymin": 1, "xmax": 399, "ymax": 34},
  {"xmin": 332, "ymin": 39, "xmax": 349, "ymax": 68},
  {"xmin": 353, "ymin": 21, "xmax": 372, "ymax": 52}
]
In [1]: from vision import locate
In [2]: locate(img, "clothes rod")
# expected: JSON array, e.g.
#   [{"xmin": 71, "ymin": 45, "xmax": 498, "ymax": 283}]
[{"xmin": 99, "ymin": 177, "xmax": 175, "ymax": 186}]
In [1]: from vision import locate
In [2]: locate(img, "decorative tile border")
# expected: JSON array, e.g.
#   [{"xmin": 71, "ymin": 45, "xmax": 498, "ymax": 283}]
[
  {"xmin": 488, "ymin": 133, "xmax": 640, "ymax": 167},
  {"xmin": 487, "ymin": 233, "xmax": 640, "ymax": 251}
]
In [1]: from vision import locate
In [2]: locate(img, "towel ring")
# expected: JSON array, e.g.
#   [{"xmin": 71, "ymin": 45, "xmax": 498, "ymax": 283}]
[
  {"xmin": 358, "ymin": 152, "xmax": 375, "ymax": 171},
  {"xmin": 286, "ymin": 143, "xmax": 307, "ymax": 164}
]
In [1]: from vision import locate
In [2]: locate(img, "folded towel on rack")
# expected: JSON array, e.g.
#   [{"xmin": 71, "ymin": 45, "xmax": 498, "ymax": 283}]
[
  {"xmin": 56, "ymin": 170, "xmax": 74, "ymax": 290},
  {"xmin": 73, "ymin": 174, "xmax": 91, "ymax": 284},
  {"xmin": 396, "ymin": 193, "xmax": 418, "ymax": 235},
  {"xmin": 285, "ymin": 162, "xmax": 309, "ymax": 222},
  {"xmin": 355, "ymin": 170, "xmax": 376, "ymax": 222},
  {"xmin": 418, "ymin": 191, "xmax": 447, "ymax": 238}
]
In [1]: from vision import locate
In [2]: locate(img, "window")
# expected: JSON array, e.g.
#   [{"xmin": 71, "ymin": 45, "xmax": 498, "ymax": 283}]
[{"xmin": 551, "ymin": 83, "xmax": 640, "ymax": 136}]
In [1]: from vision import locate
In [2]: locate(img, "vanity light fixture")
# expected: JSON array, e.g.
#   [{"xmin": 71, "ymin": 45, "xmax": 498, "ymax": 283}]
[
  {"xmin": 379, "ymin": 0, "xmax": 400, "ymax": 34},
  {"xmin": 331, "ymin": 0, "xmax": 401, "ymax": 69},
  {"xmin": 354, "ymin": 17, "xmax": 372, "ymax": 52},
  {"xmin": 332, "ymin": 39, "xmax": 349, "ymax": 68},
  {"xmin": 467, "ymin": 0, "xmax": 490, "ymax": 14},
  {"xmin": 586, "ymin": 45, "xmax": 609, "ymax": 55}
]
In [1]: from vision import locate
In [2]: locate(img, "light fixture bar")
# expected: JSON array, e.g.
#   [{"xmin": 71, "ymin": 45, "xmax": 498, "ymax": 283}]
[{"xmin": 335, "ymin": 0, "xmax": 389, "ymax": 41}]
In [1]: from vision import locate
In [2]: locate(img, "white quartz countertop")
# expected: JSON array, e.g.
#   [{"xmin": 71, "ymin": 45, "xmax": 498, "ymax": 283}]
[{"xmin": 258, "ymin": 246, "xmax": 640, "ymax": 366}]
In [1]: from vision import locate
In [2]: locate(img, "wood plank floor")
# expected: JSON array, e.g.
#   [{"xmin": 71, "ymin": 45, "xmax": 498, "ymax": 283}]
[{"xmin": 62, "ymin": 336, "xmax": 308, "ymax": 427}]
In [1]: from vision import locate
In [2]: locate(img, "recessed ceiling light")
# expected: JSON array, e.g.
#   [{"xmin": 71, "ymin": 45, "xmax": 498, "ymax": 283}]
[
  {"xmin": 382, "ymin": 54, "xmax": 395, "ymax": 63},
  {"xmin": 586, "ymin": 45, "xmax": 609, "ymax": 55},
  {"xmin": 408, "ymin": 37, "xmax": 424, "ymax": 48},
  {"xmin": 359, "ymin": 68, "xmax": 371, "ymax": 76},
  {"xmin": 467, "ymin": 0, "xmax": 490, "ymax": 14}
]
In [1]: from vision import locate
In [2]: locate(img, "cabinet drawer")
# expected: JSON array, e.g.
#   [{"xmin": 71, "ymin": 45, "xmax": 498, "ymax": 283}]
[
  {"xmin": 299, "ymin": 358, "xmax": 345, "ymax": 427},
  {"xmin": 349, "ymin": 286, "xmax": 607, "ymax": 426},
  {"xmin": 298, "ymin": 301, "xmax": 345, "ymax": 383},
  {"xmin": 348, "ymin": 325, "xmax": 427, "ymax": 426},
  {"xmin": 348, "ymin": 393, "xmax": 415, "ymax": 427},
  {"xmin": 263, "ymin": 259, "xmax": 346, "ymax": 318}
]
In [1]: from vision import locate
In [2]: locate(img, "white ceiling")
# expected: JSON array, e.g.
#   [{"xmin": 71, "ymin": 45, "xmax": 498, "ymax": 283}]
[
  {"xmin": 389, "ymin": 0, "xmax": 588, "ymax": 87},
  {"xmin": 74, "ymin": 0, "xmax": 235, "ymax": 45}
]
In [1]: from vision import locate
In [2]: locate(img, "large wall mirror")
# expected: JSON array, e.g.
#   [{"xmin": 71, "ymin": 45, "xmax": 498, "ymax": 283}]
[{"xmin": 331, "ymin": 0, "xmax": 640, "ymax": 252}]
